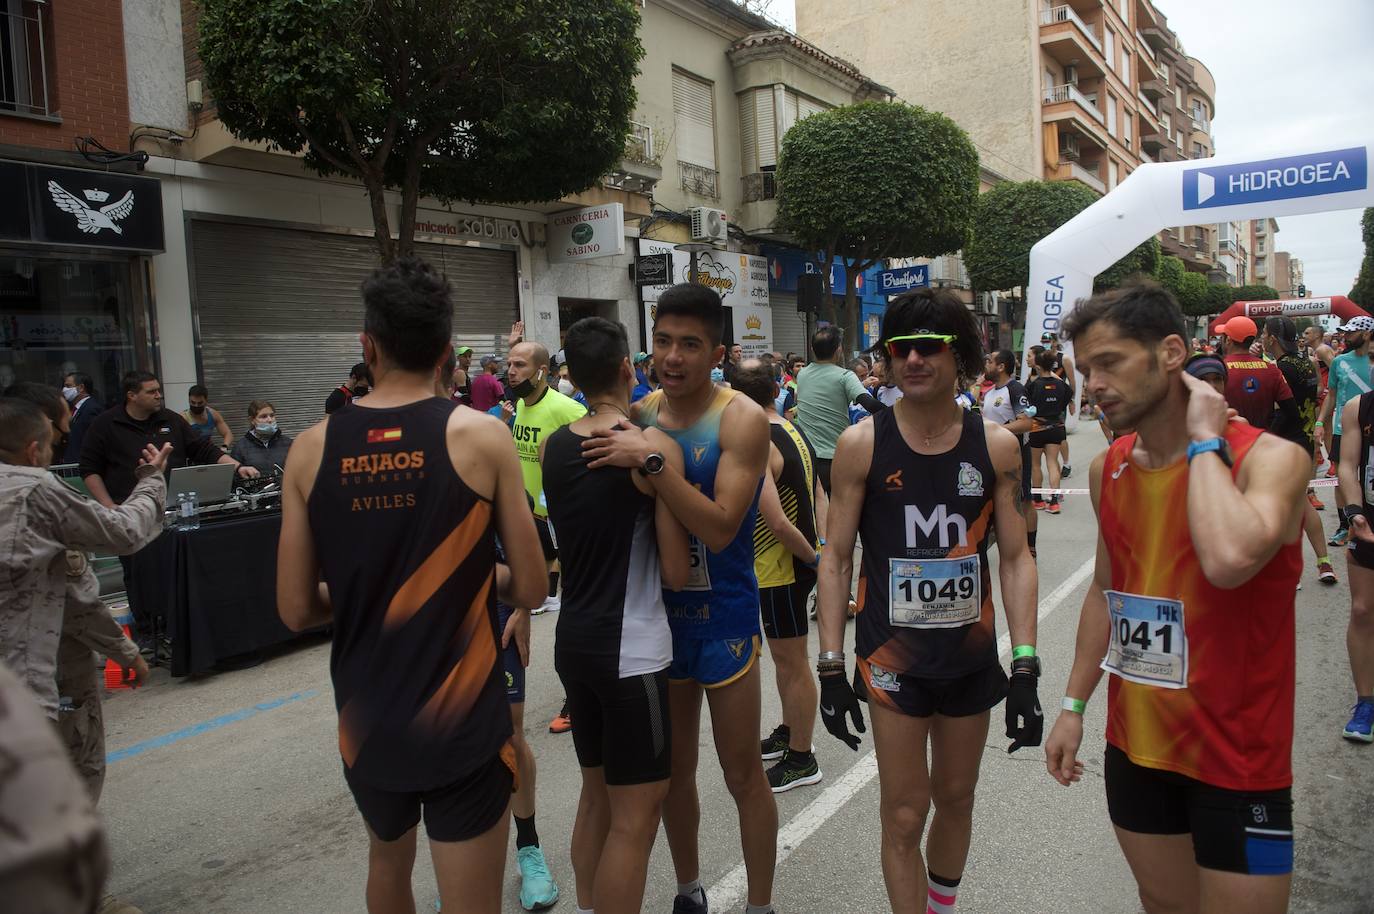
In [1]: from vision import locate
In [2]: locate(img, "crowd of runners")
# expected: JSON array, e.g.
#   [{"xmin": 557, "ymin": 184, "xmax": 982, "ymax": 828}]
[{"xmin": 4, "ymin": 255, "xmax": 1371, "ymax": 914}]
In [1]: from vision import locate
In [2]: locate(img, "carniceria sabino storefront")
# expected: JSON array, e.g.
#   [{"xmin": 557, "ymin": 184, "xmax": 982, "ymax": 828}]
[{"xmin": 0, "ymin": 159, "xmax": 164, "ymax": 406}]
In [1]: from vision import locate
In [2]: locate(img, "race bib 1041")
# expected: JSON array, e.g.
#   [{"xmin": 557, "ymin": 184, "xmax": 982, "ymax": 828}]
[
  {"xmin": 888, "ymin": 555, "xmax": 981, "ymax": 629},
  {"xmin": 1101, "ymin": 590, "xmax": 1188, "ymax": 689}
]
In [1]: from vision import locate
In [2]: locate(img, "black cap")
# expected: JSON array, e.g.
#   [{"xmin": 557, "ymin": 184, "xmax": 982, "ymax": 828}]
[{"xmin": 1263, "ymin": 317, "xmax": 1299, "ymax": 352}]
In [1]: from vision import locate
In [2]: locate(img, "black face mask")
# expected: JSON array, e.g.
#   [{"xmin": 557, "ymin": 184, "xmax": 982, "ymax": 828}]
[
  {"xmin": 190, "ymin": 405, "xmax": 206, "ymax": 415},
  {"xmin": 508, "ymin": 376, "xmax": 536, "ymax": 399}
]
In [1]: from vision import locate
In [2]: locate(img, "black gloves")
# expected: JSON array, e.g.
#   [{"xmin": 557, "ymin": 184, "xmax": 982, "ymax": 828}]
[
  {"xmin": 1005, "ymin": 659, "xmax": 1043, "ymax": 753},
  {"xmin": 819, "ymin": 673, "xmax": 866, "ymax": 750}
]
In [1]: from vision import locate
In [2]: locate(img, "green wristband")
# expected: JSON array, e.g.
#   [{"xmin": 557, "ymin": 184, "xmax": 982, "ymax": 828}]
[
  {"xmin": 1012, "ymin": 644, "xmax": 1036, "ymax": 660},
  {"xmin": 1061, "ymin": 696, "xmax": 1087, "ymax": 714}
]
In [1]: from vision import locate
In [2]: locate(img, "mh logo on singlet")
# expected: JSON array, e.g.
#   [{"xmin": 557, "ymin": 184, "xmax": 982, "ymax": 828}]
[{"xmin": 904, "ymin": 504, "xmax": 968, "ymax": 549}]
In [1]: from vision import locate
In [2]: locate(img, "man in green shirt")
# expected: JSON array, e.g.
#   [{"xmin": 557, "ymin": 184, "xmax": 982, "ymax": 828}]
[
  {"xmin": 793, "ymin": 326, "xmax": 885, "ymax": 494},
  {"xmin": 1319, "ymin": 316, "xmax": 1374, "ymax": 546}
]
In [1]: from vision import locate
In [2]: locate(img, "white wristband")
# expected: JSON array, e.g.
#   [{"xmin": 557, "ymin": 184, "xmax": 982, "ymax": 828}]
[{"xmin": 1061, "ymin": 696, "xmax": 1086, "ymax": 714}]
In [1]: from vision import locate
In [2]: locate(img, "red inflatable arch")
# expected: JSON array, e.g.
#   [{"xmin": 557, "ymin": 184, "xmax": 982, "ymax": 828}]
[{"xmin": 1209, "ymin": 294, "xmax": 1369, "ymax": 335}]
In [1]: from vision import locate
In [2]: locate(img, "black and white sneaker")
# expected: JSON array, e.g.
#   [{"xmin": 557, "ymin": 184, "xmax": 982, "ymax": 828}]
[
  {"xmin": 1060, "ymin": 463, "xmax": 1073, "ymax": 479},
  {"xmin": 671, "ymin": 887, "xmax": 708, "ymax": 914},
  {"xmin": 767, "ymin": 749, "xmax": 823, "ymax": 793},
  {"xmin": 760, "ymin": 724, "xmax": 790, "ymax": 760}
]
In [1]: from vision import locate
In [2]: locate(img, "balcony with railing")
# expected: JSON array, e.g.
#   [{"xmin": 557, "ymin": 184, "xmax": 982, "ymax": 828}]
[
  {"xmin": 1044, "ymin": 84, "xmax": 1105, "ymax": 124},
  {"xmin": 678, "ymin": 161, "xmax": 720, "ymax": 200},
  {"xmin": 1137, "ymin": 90, "xmax": 1158, "ymax": 119},
  {"xmin": 1135, "ymin": 31, "xmax": 1158, "ymax": 63},
  {"xmin": 601, "ymin": 120, "xmax": 663, "ymax": 197},
  {"xmin": 737, "ymin": 171, "xmax": 784, "ymax": 238},
  {"xmin": 741, "ymin": 172, "xmax": 777, "ymax": 203},
  {"xmin": 0, "ymin": 0, "xmax": 57, "ymax": 120},
  {"xmin": 1040, "ymin": 5, "xmax": 1103, "ymax": 56}
]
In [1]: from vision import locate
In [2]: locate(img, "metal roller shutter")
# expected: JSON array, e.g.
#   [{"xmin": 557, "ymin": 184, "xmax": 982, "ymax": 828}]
[
  {"xmin": 191, "ymin": 220, "xmax": 516, "ymax": 436},
  {"xmin": 769, "ymin": 295, "xmax": 809, "ymax": 359}
]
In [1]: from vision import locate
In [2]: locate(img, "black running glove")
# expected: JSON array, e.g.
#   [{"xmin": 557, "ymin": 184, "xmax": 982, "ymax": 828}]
[
  {"xmin": 819, "ymin": 673, "xmax": 866, "ymax": 750},
  {"xmin": 1005, "ymin": 666, "xmax": 1043, "ymax": 753}
]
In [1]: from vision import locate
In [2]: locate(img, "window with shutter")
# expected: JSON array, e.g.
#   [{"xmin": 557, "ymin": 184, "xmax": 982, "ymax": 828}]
[
  {"xmin": 673, "ymin": 69, "xmax": 716, "ymax": 170},
  {"xmin": 739, "ymin": 91, "xmax": 757, "ymax": 174}
]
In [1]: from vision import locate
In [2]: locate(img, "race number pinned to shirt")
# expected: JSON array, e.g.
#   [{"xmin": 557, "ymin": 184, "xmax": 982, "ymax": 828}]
[
  {"xmin": 684, "ymin": 537, "xmax": 712, "ymax": 592},
  {"xmin": 888, "ymin": 556, "xmax": 981, "ymax": 628},
  {"xmin": 1102, "ymin": 590, "xmax": 1188, "ymax": 689}
]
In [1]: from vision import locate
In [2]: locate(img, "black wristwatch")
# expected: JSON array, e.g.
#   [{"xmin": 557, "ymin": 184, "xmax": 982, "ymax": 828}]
[
  {"xmin": 639, "ymin": 452, "xmax": 666, "ymax": 477},
  {"xmin": 1010, "ymin": 656, "xmax": 1041, "ymax": 678}
]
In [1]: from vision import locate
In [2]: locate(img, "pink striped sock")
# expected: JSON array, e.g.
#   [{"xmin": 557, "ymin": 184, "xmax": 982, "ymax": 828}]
[{"xmin": 926, "ymin": 872, "xmax": 960, "ymax": 914}]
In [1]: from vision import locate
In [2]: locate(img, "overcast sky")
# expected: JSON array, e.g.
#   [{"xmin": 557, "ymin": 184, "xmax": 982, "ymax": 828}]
[{"xmin": 768, "ymin": 0, "xmax": 1372, "ymax": 295}]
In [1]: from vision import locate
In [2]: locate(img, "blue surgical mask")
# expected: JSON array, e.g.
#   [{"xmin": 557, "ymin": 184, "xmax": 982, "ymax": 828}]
[{"xmin": 255, "ymin": 421, "xmax": 277, "ymax": 436}]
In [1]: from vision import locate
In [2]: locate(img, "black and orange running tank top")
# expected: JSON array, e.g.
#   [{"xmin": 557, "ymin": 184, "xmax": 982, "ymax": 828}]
[
  {"xmin": 856, "ymin": 408, "xmax": 998, "ymax": 680},
  {"xmin": 309, "ymin": 397, "xmax": 512, "ymax": 791}
]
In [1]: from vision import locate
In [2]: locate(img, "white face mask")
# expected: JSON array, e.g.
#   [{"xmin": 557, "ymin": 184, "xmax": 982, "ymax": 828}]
[{"xmin": 62, "ymin": 386, "xmax": 78, "ymax": 402}]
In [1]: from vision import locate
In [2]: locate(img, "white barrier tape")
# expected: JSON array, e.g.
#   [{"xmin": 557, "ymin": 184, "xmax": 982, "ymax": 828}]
[{"xmin": 1033, "ymin": 476, "xmax": 1339, "ymax": 497}]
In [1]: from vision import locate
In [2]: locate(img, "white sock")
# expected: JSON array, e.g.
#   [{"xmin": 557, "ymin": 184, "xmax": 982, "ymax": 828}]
[
  {"xmin": 677, "ymin": 880, "xmax": 704, "ymax": 903},
  {"xmin": 745, "ymin": 904, "xmax": 774, "ymax": 914},
  {"xmin": 574, "ymin": 907, "xmax": 594, "ymax": 914},
  {"xmin": 927, "ymin": 872, "xmax": 960, "ymax": 914}
]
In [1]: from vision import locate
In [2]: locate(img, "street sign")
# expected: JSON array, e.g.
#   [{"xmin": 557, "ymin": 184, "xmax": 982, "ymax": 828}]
[
  {"xmin": 633, "ymin": 253, "xmax": 672, "ymax": 286},
  {"xmin": 1182, "ymin": 147, "xmax": 1368, "ymax": 211},
  {"xmin": 877, "ymin": 264, "xmax": 930, "ymax": 295}
]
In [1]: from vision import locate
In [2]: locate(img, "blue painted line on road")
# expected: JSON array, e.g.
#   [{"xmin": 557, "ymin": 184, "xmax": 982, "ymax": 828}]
[{"xmin": 106, "ymin": 689, "xmax": 319, "ymax": 764}]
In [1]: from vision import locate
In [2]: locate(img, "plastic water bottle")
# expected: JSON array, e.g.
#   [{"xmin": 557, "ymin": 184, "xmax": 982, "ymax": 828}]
[{"xmin": 177, "ymin": 490, "xmax": 200, "ymax": 531}]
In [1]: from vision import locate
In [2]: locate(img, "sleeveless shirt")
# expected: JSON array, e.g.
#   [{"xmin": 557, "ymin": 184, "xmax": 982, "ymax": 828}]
[
  {"xmin": 638, "ymin": 387, "xmax": 761, "ymax": 641},
  {"xmin": 308, "ymin": 397, "xmax": 511, "ymax": 791},
  {"xmin": 753, "ymin": 419, "xmax": 818, "ymax": 589},
  {"xmin": 856, "ymin": 409, "xmax": 999, "ymax": 678},
  {"xmin": 1099, "ymin": 423, "xmax": 1299, "ymax": 791}
]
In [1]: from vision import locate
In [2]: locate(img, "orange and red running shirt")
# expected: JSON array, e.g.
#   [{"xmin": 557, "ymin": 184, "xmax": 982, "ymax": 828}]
[{"xmin": 1098, "ymin": 422, "xmax": 1300, "ymax": 791}]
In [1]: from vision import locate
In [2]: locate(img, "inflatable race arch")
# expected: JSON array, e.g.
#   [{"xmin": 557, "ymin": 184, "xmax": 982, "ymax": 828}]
[
  {"xmin": 1208, "ymin": 294, "xmax": 1369, "ymax": 336},
  {"xmin": 1023, "ymin": 140, "xmax": 1374, "ymax": 392}
]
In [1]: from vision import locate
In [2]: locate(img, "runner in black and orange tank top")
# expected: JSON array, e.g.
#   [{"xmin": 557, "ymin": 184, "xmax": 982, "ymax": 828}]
[
  {"xmin": 276, "ymin": 257, "xmax": 547, "ymax": 914},
  {"xmin": 1045, "ymin": 283, "xmax": 1310, "ymax": 913},
  {"xmin": 815, "ymin": 288, "xmax": 1041, "ymax": 914}
]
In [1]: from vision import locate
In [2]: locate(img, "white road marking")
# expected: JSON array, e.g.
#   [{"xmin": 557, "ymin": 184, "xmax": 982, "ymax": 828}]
[{"xmin": 706, "ymin": 555, "xmax": 1098, "ymax": 910}]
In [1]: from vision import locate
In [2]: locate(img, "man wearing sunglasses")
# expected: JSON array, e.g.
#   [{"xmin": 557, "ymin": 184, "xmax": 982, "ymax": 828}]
[{"xmin": 815, "ymin": 287, "xmax": 1041, "ymax": 914}]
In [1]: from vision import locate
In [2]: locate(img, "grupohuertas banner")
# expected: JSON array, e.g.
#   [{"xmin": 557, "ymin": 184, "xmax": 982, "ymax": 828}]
[{"xmin": 1023, "ymin": 139, "xmax": 1374, "ymax": 431}]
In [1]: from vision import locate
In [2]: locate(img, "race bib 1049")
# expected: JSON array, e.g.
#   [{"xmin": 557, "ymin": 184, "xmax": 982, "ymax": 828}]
[
  {"xmin": 888, "ymin": 555, "xmax": 981, "ymax": 629},
  {"xmin": 1101, "ymin": 590, "xmax": 1188, "ymax": 689}
]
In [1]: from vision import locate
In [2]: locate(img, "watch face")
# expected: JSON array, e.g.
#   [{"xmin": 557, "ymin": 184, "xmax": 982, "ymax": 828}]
[{"xmin": 644, "ymin": 453, "xmax": 665, "ymax": 474}]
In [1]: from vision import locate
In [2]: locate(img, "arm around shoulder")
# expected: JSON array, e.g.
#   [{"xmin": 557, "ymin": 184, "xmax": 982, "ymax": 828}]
[{"xmin": 647, "ymin": 429, "xmax": 691, "ymax": 591}]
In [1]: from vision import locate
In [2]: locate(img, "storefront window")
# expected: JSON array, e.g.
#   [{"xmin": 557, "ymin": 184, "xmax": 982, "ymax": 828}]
[{"xmin": 0, "ymin": 253, "xmax": 149, "ymax": 407}]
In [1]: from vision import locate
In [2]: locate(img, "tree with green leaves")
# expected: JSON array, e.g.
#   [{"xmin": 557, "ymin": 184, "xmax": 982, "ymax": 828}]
[
  {"xmin": 1230, "ymin": 283, "xmax": 1281, "ymax": 302},
  {"xmin": 1176, "ymin": 271, "xmax": 1210, "ymax": 316},
  {"xmin": 198, "ymin": 0, "xmax": 643, "ymax": 262},
  {"xmin": 1349, "ymin": 207, "xmax": 1374, "ymax": 308},
  {"xmin": 776, "ymin": 101, "xmax": 979, "ymax": 343},
  {"xmin": 965, "ymin": 179, "xmax": 1164, "ymax": 336}
]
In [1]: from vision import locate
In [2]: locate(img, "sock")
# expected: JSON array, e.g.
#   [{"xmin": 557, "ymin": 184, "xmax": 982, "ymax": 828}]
[
  {"xmin": 514, "ymin": 814, "xmax": 539, "ymax": 850},
  {"xmin": 1027, "ymin": 530, "xmax": 1038, "ymax": 549},
  {"xmin": 927, "ymin": 871, "xmax": 961, "ymax": 914},
  {"xmin": 745, "ymin": 904, "xmax": 773, "ymax": 914},
  {"xmin": 676, "ymin": 880, "xmax": 704, "ymax": 903},
  {"xmin": 548, "ymin": 571, "xmax": 560, "ymax": 598},
  {"xmin": 1358, "ymin": 694, "xmax": 1374, "ymax": 704},
  {"xmin": 1318, "ymin": 553, "xmax": 1332, "ymax": 565},
  {"xmin": 575, "ymin": 908, "xmax": 595, "ymax": 914}
]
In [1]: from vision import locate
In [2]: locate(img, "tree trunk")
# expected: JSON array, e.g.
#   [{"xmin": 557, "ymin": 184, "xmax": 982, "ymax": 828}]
[
  {"xmin": 364, "ymin": 175, "xmax": 396, "ymax": 263},
  {"xmin": 844, "ymin": 264, "xmax": 861, "ymax": 355},
  {"xmin": 396, "ymin": 149, "xmax": 423, "ymax": 260}
]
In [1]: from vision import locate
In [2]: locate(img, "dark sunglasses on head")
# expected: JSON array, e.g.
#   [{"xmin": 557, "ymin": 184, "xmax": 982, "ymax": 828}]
[{"xmin": 886, "ymin": 333, "xmax": 957, "ymax": 361}]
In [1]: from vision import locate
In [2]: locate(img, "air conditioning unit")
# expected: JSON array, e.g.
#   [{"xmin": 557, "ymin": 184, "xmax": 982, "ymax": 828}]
[
  {"xmin": 1065, "ymin": 65, "xmax": 1078, "ymax": 85},
  {"xmin": 1059, "ymin": 134, "xmax": 1081, "ymax": 161},
  {"xmin": 689, "ymin": 207, "xmax": 728, "ymax": 244}
]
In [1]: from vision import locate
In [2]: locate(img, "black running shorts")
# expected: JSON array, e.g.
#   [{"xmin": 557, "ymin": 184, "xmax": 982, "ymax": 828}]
[
  {"xmin": 559, "ymin": 667, "xmax": 671, "ymax": 785},
  {"xmin": 1104, "ymin": 744, "xmax": 1293, "ymax": 875},
  {"xmin": 344, "ymin": 750, "xmax": 515, "ymax": 843},
  {"xmin": 760, "ymin": 575, "xmax": 816, "ymax": 640},
  {"xmin": 1019, "ymin": 444, "xmax": 1033, "ymax": 503},
  {"xmin": 815, "ymin": 458, "xmax": 833, "ymax": 497},
  {"xmin": 854, "ymin": 659, "xmax": 1008, "ymax": 718},
  {"xmin": 1028, "ymin": 426, "xmax": 1067, "ymax": 449}
]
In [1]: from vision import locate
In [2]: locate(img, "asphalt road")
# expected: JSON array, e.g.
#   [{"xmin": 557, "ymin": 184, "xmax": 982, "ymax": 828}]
[{"xmin": 100, "ymin": 420, "xmax": 1373, "ymax": 913}]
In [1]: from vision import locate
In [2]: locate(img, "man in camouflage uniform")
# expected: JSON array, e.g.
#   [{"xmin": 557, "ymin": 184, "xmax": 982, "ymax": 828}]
[
  {"xmin": 0, "ymin": 659, "xmax": 109, "ymax": 914},
  {"xmin": 0, "ymin": 395, "xmax": 168, "ymax": 914}
]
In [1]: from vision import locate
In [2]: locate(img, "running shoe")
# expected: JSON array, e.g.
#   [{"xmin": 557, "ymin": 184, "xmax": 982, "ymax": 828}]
[
  {"xmin": 1327, "ymin": 461, "xmax": 1338, "ymax": 478},
  {"xmin": 1330, "ymin": 528, "xmax": 1351, "ymax": 547},
  {"xmin": 1342, "ymin": 699, "xmax": 1374, "ymax": 743},
  {"xmin": 97, "ymin": 896, "xmax": 144, "ymax": 914},
  {"xmin": 548, "ymin": 700, "xmax": 571, "ymax": 734},
  {"xmin": 672, "ymin": 888, "xmax": 709, "ymax": 914},
  {"xmin": 1308, "ymin": 491, "xmax": 1326, "ymax": 510},
  {"xmin": 516, "ymin": 845, "xmax": 559, "ymax": 910},
  {"xmin": 1033, "ymin": 499, "xmax": 1047, "ymax": 511},
  {"xmin": 1061, "ymin": 464, "xmax": 1073, "ymax": 479},
  {"xmin": 532, "ymin": 595, "xmax": 560, "ymax": 615},
  {"xmin": 846, "ymin": 599, "xmax": 858, "ymax": 619},
  {"xmin": 767, "ymin": 749, "xmax": 823, "ymax": 793},
  {"xmin": 761, "ymin": 724, "xmax": 791, "ymax": 761},
  {"xmin": 1318, "ymin": 559, "xmax": 1338, "ymax": 586},
  {"xmin": 1047, "ymin": 501, "xmax": 1061, "ymax": 515}
]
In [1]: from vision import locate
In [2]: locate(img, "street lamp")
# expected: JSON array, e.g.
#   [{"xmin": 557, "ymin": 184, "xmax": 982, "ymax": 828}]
[{"xmin": 675, "ymin": 242, "xmax": 715, "ymax": 285}]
